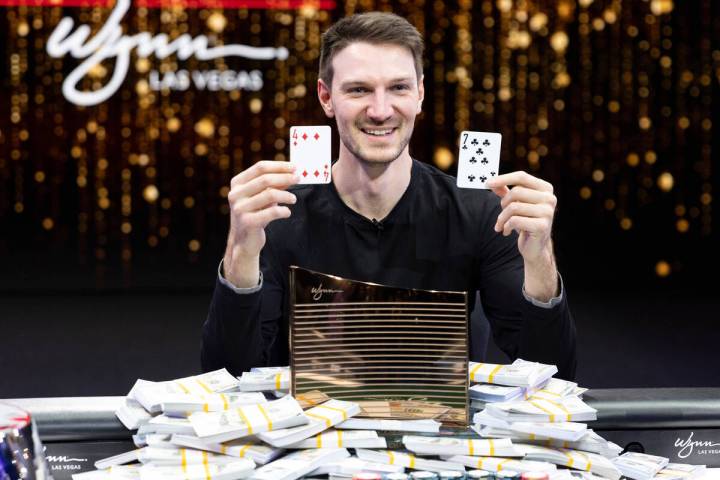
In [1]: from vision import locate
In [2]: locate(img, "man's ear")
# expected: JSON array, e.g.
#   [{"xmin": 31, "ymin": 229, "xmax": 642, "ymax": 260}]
[
  {"xmin": 318, "ymin": 78, "xmax": 334, "ymax": 118},
  {"xmin": 417, "ymin": 74, "xmax": 425, "ymax": 114}
]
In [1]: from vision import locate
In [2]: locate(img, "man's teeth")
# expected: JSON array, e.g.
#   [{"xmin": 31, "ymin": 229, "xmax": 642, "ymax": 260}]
[{"xmin": 364, "ymin": 128, "xmax": 394, "ymax": 136}]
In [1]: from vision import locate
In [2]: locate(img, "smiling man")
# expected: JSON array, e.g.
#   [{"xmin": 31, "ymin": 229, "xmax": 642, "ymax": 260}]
[{"xmin": 202, "ymin": 12, "xmax": 577, "ymax": 379}]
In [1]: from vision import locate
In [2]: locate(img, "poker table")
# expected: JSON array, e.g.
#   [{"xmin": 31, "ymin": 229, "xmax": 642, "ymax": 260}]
[{"xmin": 4, "ymin": 388, "xmax": 720, "ymax": 479}]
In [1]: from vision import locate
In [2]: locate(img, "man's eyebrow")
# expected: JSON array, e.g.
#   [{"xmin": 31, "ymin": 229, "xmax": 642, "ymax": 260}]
[
  {"xmin": 339, "ymin": 77, "xmax": 416, "ymax": 89},
  {"xmin": 338, "ymin": 81, "xmax": 368, "ymax": 89}
]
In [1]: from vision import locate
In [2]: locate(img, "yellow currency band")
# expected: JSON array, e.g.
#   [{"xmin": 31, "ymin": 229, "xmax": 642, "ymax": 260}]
[
  {"xmin": 239, "ymin": 443, "xmax": 252, "ymax": 457},
  {"xmin": 541, "ymin": 398, "xmax": 572, "ymax": 421},
  {"xmin": 337, "ymin": 430, "xmax": 343, "ymax": 447},
  {"xmin": 388, "ymin": 451, "xmax": 395, "ymax": 465},
  {"xmin": 476, "ymin": 458, "xmax": 483, "ymax": 469},
  {"xmin": 203, "ymin": 403, "xmax": 209, "ymax": 412},
  {"xmin": 564, "ymin": 451, "xmax": 574, "ymax": 468},
  {"xmin": 576, "ymin": 451, "xmax": 592, "ymax": 471},
  {"xmin": 306, "ymin": 411, "xmax": 332, "ymax": 428},
  {"xmin": 488, "ymin": 364, "xmax": 503, "ymax": 384},
  {"xmin": 316, "ymin": 404, "xmax": 349, "ymax": 421},
  {"xmin": 257, "ymin": 404, "xmax": 273, "ymax": 431},
  {"xmin": 529, "ymin": 400, "xmax": 556, "ymax": 422},
  {"xmin": 275, "ymin": 373, "xmax": 281, "ymax": 390},
  {"xmin": 470, "ymin": 363, "xmax": 484, "ymax": 382},
  {"xmin": 489, "ymin": 439, "xmax": 495, "ymax": 456},
  {"xmin": 176, "ymin": 381, "xmax": 191, "ymax": 394},
  {"xmin": 220, "ymin": 445, "xmax": 227, "ymax": 455},
  {"xmin": 529, "ymin": 433, "xmax": 536, "ymax": 440},
  {"xmin": 202, "ymin": 451, "xmax": 212, "ymax": 480},
  {"xmin": 316, "ymin": 433, "xmax": 322, "ymax": 448},
  {"xmin": 497, "ymin": 459, "xmax": 512, "ymax": 472},
  {"xmin": 408, "ymin": 454, "xmax": 416, "ymax": 469},
  {"xmin": 196, "ymin": 379, "xmax": 213, "ymax": 394},
  {"xmin": 181, "ymin": 449, "xmax": 188, "ymax": 472},
  {"xmin": 221, "ymin": 394, "xmax": 229, "ymax": 410},
  {"xmin": 537, "ymin": 389, "xmax": 561, "ymax": 397},
  {"xmin": 237, "ymin": 407, "xmax": 253, "ymax": 434},
  {"xmin": 468, "ymin": 438, "xmax": 474, "ymax": 456}
]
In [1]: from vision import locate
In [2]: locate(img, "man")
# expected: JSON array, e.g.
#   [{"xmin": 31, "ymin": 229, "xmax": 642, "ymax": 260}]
[{"xmin": 202, "ymin": 12, "xmax": 576, "ymax": 379}]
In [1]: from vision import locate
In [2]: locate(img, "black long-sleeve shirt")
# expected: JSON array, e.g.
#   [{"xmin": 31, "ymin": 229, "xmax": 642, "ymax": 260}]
[{"xmin": 202, "ymin": 160, "xmax": 577, "ymax": 379}]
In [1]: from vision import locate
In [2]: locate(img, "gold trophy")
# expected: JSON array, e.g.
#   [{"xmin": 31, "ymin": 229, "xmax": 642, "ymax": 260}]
[{"xmin": 289, "ymin": 266, "xmax": 469, "ymax": 426}]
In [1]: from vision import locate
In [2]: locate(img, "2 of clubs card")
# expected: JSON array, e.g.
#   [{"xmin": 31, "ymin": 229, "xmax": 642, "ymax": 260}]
[
  {"xmin": 456, "ymin": 131, "xmax": 502, "ymax": 189},
  {"xmin": 289, "ymin": 125, "xmax": 332, "ymax": 184}
]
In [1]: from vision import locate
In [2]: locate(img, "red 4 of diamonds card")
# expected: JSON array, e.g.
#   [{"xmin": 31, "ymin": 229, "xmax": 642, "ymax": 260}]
[{"xmin": 289, "ymin": 125, "xmax": 331, "ymax": 185}]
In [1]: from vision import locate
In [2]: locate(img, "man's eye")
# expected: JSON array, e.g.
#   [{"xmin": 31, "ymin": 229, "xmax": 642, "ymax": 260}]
[
  {"xmin": 349, "ymin": 87, "xmax": 367, "ymax": 94},
  {"xmin": 392, "ymin": 84, "xmax": 410, "ymax": 91}
]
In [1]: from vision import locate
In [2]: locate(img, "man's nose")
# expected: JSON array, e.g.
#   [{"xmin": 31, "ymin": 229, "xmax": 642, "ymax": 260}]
[{"xmin": 366, "ymin": 90, "xmax": 393, "ymax": 122}]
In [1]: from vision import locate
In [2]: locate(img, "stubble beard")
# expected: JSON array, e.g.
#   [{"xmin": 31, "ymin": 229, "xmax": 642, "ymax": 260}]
[{"xmin": 339, "ymin": 122, "xmax": 414, "ymax": 167}]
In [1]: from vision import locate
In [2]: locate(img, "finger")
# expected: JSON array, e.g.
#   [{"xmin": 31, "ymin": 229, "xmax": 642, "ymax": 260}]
[
  {"xmin": 502, "ymin": 215, "xmax": 549, "ymax": 237},
  {"xmin": 495, "ymin": 202, "xmax": 553, "ymax": 232},
  {"xmin": 235, "ymin": 172, "xmax": 300, "ymax": 199},
  {"xmin": 231, "ymin": 160, "xmax": 296, "ymax": 189},
  {"xmin": 232, "ymin": 188, "xmax": 297, "ymax": 213},
  {"xmin": 236, "ymin": 205, "xmax": 292, "ymax": 229},
  {"xmin": 499, "ymin": 186, "xmax": 557, "ymax": 209},
  {"xmin": 486, "ymin": 170, "xmax": 553, "ymax": 192},
  {"xmin": 490, "ymin": 185, "xmax": 510, "ymax": 199}
]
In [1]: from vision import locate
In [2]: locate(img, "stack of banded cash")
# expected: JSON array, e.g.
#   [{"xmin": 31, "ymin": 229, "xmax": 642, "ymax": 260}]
[
  {"xmin": 466, "ymin": 359, "xmax": 624, "ymax": 479},
  {"xmin": 76, "ymin": 362, "xmax": 707, "ymax": 480},
  {"xmin": 466, "ymin": 360, "xmax": 709, "ymax": 480}
]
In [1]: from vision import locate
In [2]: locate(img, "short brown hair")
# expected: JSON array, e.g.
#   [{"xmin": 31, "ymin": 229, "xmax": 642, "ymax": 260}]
[{"xmin": 319, "ymin": 12, "xmax": 424, "ymax": 87}]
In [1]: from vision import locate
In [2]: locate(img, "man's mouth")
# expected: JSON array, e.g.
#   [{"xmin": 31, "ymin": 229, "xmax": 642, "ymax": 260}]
[{"xmin": 360, "ymin": 127, "xmax": 396, "ymax": 137}]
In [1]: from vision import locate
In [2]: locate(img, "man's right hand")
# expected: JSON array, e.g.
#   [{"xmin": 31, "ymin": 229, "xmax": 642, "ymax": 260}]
[{"xmin": 223, "ymin": 161, "xmax": 299, "ymax": 288}]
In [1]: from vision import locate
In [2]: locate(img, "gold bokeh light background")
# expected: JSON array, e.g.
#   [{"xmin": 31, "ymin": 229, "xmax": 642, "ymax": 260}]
[{"xmin": 0, "ymin": 0, "xmax": 715, "ymax": 279}]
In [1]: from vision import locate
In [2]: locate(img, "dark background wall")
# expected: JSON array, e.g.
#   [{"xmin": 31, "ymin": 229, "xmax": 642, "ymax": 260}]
[{"xmin": 1, "ymin": 0, "xmax": 719, "ymax": 398}]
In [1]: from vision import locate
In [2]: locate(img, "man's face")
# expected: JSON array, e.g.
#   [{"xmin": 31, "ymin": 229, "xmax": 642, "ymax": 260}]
[{"xmin": 318, "ymin": 42, "xmax": 424, "ymax": 166}]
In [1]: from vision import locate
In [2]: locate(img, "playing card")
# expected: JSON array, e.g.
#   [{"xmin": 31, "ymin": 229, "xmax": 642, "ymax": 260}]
[
  {"xmin": 456, "ymin": 131, "xmax": 502, "ymax": 189},
  {"xmin": 289, "ymin": 125, "xmax": 332, "ymax": 184}
]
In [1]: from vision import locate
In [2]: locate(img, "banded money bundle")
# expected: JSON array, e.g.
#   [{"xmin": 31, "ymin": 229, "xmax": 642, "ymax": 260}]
[{"xmin": 70, "ymin": 362, "xmax": 708, "ymax": 480}]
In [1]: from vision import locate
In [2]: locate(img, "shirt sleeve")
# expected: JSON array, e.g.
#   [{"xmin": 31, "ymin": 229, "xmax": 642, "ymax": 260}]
[
  {"xmin": 201, "ymin": 240, "xmax": 286, "ymax": 375},
  {"xmin": 217, "ymin": 258, "xmax": 263, "ymax": 294},
  {"xmin": 522, "ymin": 273, "xmax": 564, "ymax": 308}
]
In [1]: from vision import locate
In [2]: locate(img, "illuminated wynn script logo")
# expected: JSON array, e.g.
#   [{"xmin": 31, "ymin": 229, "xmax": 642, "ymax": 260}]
[{"xmin": 45, "ymin": 0, "xmax": 289, "ymax": 106}]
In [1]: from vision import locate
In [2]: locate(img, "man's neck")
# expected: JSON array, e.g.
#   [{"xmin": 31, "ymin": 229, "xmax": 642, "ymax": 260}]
[{"xmin": 332, "ymin": 148, "xmax": 413, "ymax": 222}]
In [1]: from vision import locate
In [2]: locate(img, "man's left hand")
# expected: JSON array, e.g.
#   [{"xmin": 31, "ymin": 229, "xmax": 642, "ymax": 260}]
[{"xmin": 486, "ymin": 171, "xmax": 557, "ymax": 265}]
